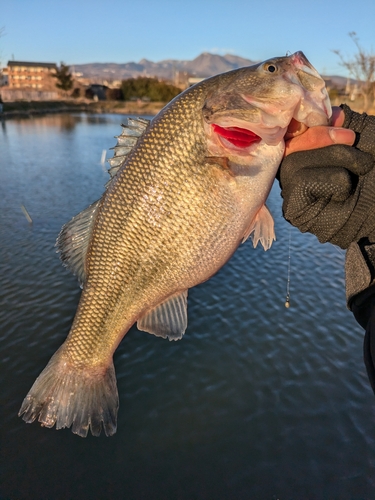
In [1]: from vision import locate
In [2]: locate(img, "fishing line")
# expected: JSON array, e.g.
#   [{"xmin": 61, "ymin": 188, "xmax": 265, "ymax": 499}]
[{"xmin": 285, "ymin": 227, "xmax": 291, "ymax": 308}]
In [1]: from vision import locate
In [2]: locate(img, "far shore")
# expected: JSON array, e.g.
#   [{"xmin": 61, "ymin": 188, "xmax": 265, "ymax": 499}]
[
  {"xmin": 1, "ymin": 99, "xmax": 166, "ymax": 118},
  {"xmin": 1, "ymin": 97, "xmax": 374, "ymax": 120}
]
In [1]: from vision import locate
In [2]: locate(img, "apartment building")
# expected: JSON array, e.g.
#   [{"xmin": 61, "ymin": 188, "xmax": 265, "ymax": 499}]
[
  {"xmin": 0, "ymin": 61, "xmax": 61, "ymax": 101},
  {"xmin": 4, "ymin": 61, "xmax": 58, "ymax": 90}
]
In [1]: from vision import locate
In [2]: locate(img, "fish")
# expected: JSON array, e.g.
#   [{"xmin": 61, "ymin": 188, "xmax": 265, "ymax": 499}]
[{"xmin": 19, "ymin": 51, "xmax": 331, "ymax": 437}]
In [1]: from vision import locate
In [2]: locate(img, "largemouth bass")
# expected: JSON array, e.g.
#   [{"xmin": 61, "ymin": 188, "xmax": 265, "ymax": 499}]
[{"xmin": 19, "ymin": 52, "xmax": 331, "ymax": 437}]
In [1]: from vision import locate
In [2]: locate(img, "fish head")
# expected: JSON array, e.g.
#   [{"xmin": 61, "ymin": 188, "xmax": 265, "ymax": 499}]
[{"xmin": 202, "ymin": 51, "xmax": 331, "ymax": 155}]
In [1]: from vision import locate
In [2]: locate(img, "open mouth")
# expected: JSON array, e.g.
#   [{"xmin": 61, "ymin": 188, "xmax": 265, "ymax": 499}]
[
  {"xmin": 284, "ymin": 118, "xmax": 308, "ymax": 140},
  {"xmin": 212, "ymin": 124, "xmax": 261, "ymax": 149}
]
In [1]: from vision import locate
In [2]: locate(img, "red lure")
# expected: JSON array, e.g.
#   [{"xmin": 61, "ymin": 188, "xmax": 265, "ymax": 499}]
[{"xmin": 212, "ymin": 124, "xmax": 261, "ymax": 148}]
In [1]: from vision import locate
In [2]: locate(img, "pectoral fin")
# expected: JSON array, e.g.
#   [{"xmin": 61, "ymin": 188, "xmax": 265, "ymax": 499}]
[
  {"xmin": 137, "ymin": 291, "xmax": 188, "ymax": 341},
  {"xmin": 205, "ymin": 156, "xmax": 234, "ymax": 176},
  {"xmin": 243, "ymin": 204, "xmax": 275, "ymax": 250}
]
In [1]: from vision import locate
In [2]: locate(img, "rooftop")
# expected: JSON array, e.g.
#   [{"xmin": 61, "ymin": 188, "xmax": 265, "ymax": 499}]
[{"xmin": 7, "ymin": 61, "xmax": 57, "ymax": 69}]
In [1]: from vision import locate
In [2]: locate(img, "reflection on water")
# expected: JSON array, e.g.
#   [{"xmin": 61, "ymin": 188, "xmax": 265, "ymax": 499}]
[
  {"xmin": 0, "ymin": 112, "xmax": 130, "ymax": 135},
  {"xmin": 1, "ymin": 114, "xmax": 375, "ymax": 499}
]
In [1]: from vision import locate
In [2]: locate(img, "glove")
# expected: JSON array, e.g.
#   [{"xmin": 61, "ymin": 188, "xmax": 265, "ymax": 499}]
[
  {"xmin": 346, "ymin": 240, "xmax": 375, "ymax": 393},
  {"xmin": 279, "ymin": 105, "xmax": 375, "ymax": 393},
  {"xmin": 278, "ymin": 104, "xmax": 375, "ymax": 249},
  {"xmin": 342, "ymin": 107, "xmax": 375, "ymax": 392}
]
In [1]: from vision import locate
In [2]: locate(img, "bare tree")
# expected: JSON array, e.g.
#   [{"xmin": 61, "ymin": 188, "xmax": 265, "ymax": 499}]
[{"xmin": 333, "ymin": 32, "xmax": 375, "ymax": 111}]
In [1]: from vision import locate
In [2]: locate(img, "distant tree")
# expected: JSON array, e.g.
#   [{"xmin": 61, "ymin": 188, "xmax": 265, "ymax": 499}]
[
  {"xmin": 71, "ymin": 87, "xmax": 81, "ymax": 98},
  {"xmin": 121, "ymin": 77, "xmax": 181, "ymax": 102},
  {"xmin": 53, "ymin": 62, "xmax": 74, "ymax": 92},
  {"xmin": 106, "ymin": 87, "xmax": 123, "ymax": 100},
  {"xmin": 333, "ymin": 32, "xmax": 375, "ymax": 111},
  {"xmin": 328, "ymin": 87, "xmax": 339, "ymax": 101}
]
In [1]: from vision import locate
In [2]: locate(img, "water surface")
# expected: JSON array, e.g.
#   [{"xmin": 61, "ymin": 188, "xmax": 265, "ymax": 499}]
[{"xmin": 1, "ymin": 113, "xmax": 375, "ymax": 499}]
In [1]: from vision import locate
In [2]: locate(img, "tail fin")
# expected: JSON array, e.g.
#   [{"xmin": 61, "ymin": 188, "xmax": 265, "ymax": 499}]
[{"xmin": 18, "ymin": 348, "xmax": 119, "ymax": 437}]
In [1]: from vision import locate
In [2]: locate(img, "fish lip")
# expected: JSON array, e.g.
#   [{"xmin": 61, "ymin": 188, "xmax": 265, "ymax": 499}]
[
  {"xmin": 287, "ymin": 52, "xmax": 333, "ymax": 123},
  {"xmin": 289, "ymin": 51, "xmax": 320, "ymax": 76}
]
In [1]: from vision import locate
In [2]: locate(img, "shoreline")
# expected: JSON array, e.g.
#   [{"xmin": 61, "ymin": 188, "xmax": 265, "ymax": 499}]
[
  {"xmin": 0, "ymin": 99, "xmax": 165, "ymax": 118},
  {"xmin": 2, "ymin": 98, "xmax": 374, "ymax": 120}
]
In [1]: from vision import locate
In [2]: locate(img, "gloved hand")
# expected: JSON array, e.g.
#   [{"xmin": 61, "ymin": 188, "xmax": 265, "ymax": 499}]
[
  {"xmin": 279, "ymin": 105, "xmax": 375, "ymax": 393},
  {"xmin": 346, "ymin": 239, "xmax": 375, "ymax": 393},
  {"xmin": 278, "ymin": 104, "xmax": 375, "ymax": 249}
]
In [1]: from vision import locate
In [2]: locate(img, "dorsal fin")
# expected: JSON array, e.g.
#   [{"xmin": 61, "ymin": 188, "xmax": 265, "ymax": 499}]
[
  {"xmin": 56, "ymin": 200, "xmax": 101, "ymax": 286},
  {"xmin": 57, "ymin": 117, "xmax": 151, "ymax": 283},
  {"xmin": 107, "ymin": 117, "xmax": 150, "ymax": 182}
]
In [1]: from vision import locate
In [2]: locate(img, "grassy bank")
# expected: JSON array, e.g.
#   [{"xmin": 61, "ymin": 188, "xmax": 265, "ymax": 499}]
[{"xmin": 1, "ymin": 99, "xmax": 166, "ymax": 118}]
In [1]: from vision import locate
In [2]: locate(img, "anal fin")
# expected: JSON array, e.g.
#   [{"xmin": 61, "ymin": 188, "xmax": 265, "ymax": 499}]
[
  {"xmin": 137, "ymin": 290, "xmax": 188, "ymax": 341},
  {"xmin": 242, "ymin": 204, "xmax": 275, "ymax": 250}
]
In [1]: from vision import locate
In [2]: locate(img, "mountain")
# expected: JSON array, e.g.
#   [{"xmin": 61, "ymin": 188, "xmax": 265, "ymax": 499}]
[
  {"xmin": 322, "ymin": 75, "xmax": 357, "ymax": 88},
  {"xmin": 71, "ymin": 53, "xmax": 353, "ymax": 92},
  {"xmin": 71, "ymin": 53, "xmax": 256, "ymax": 82}
]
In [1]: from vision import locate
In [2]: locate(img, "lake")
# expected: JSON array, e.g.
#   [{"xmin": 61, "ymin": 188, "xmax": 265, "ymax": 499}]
[{"xmin": 1, "ymin": 113, "xmax": 375, "ymax": 499}]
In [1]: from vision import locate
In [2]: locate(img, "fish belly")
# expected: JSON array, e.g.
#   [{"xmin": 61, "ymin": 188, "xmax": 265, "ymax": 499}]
[{"xmin": 64, "ymin": 156, "xmax": 256, "ymax": 363}]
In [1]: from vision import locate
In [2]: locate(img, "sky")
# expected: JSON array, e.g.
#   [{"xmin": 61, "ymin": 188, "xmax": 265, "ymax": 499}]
[{"xmin": 1, "ymin": 0, "xmax": 374, "ymax": 77}]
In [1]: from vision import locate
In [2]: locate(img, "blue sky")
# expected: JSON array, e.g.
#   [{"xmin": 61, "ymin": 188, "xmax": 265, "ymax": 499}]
[{"xmin": 1, "ymin": 0, "xmax": 374, "ymax": 77}]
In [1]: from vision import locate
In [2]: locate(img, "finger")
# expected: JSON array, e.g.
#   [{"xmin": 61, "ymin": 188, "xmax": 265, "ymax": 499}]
[
  {"xmin": 284, "ymin": 108, "xmax": 344, "ymax": 140},
  {"xmin": 330, "ymin": 107, "xmax": 345, "ymax": 127},
  {"xmin": 284, "ymin": 126, "xmax": 355, "ymax": 156}
]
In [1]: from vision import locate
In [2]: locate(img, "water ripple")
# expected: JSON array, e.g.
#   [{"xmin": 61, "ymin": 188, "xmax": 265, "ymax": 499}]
[{"xmin": 1, "ymin": 114, "xmax": 375, "ymax": 500}]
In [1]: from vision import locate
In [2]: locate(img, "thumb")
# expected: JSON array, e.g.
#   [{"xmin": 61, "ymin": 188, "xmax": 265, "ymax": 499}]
[{"xmin": 285, "ymin": 126, "xmax": 355, "ymax": 157}]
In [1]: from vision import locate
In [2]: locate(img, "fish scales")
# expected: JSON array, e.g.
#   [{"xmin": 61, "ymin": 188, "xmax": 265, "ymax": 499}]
[
  {"xmin": 69, "ymin": 85, "xmax": 237, "ymax": 359},
  {"xmin": 19, "ymin": 52, "xmax": 332, "ymax": 436}
]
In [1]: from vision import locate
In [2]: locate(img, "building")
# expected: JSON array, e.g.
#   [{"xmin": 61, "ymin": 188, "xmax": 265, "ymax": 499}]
[
  {"xmin": 1, "ymin": 61, "xmax": 60, "ymax": 101},
  {"xmin": 85, "ymin": 84, "xmax": 109, "ymax": 101},
  {"xmin": 4, "ymin": 61, "xmax": 57, "ymax": 90}
]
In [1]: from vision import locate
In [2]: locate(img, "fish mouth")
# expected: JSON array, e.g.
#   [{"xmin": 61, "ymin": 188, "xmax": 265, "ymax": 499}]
[
  {"xmin": 211, "ymin": 124, "xmax": 261, "ymax": 150},
  {"xmin": 284, "ymin": 118, "xmax": 308, "ymax": 140}
]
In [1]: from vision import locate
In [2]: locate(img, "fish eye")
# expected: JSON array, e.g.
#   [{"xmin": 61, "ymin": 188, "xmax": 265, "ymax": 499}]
[
  {"xmin": 264, "ymin": 63, "xmax": 277, "ymax": 73},
  {"xmin": 264, "ymin": 64, "xmax": 277, "ymax": 73}
]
